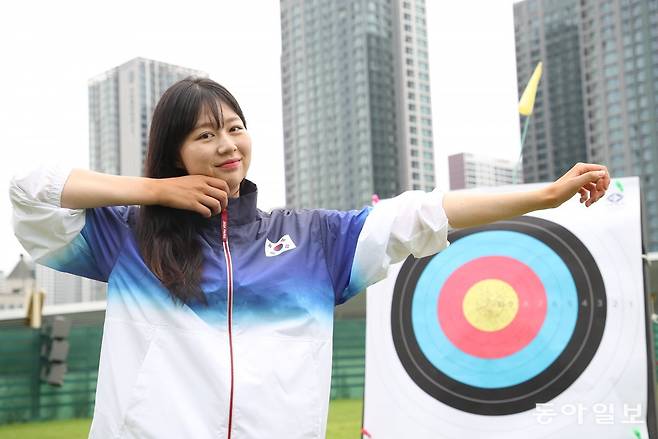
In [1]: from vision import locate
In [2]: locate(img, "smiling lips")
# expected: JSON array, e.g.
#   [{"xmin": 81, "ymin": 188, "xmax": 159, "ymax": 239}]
[{"xmin": 217, "ymin": 159, "xmax": 241, "ymax": 169}]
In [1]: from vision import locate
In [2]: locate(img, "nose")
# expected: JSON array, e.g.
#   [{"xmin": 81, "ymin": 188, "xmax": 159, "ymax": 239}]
[{"xmin": 216, "ymin": 132, "xmax": 237, "ymax": 154}]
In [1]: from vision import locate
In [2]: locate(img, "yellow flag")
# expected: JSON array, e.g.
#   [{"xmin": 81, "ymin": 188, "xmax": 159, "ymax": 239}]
[{"xmin": 518, "ymin": 62, "xmax": 543, "ymax": 116}]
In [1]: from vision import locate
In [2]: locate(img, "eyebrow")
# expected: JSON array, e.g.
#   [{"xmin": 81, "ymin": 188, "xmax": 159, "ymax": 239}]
[
  {"xmin": 194, "ymin": 122, "xmax": 215, "ymax": 131},
  {"xmin": 194, "ymin": 116, "xmax": 242, "ymax": 131},
  {"xmin": 224, "ymin": 116, "xmax": 242, "ymax": 124}
]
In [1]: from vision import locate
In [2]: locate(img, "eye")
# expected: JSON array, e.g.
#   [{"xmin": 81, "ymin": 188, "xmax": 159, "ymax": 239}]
[
  {"xmin": 198, "ymin": 131, "xmax": 215, "ymax": 140},
  {"xmin": 229, "ymin": 125, "xmax": 244, "ymax": 133}
]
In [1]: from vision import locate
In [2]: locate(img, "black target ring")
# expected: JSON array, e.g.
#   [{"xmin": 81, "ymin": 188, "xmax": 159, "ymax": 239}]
[{"xmin": 391, "ymin": 216, "xmax": 607, "ymax": 415}]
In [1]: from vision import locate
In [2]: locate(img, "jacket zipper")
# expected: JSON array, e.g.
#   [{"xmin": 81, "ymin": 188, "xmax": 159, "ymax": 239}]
[{"xmin": 221, "ymin": 209, "xmax": 235, "ymax": 439}]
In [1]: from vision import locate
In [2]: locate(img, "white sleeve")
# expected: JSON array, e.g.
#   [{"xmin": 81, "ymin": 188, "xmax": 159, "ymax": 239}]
[
  {"xmin": 347, "ymin": 188, "xmax": 452, "ymax": 293},
  {"xmin": 9, "ymin": 165, "xmax": 85, "ymax": 262}
]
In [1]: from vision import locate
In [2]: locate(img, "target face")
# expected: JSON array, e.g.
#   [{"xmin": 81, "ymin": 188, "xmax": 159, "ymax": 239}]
[{"xmin": 391, "ymin": 216, "xmax": 607, "ymax": 415}]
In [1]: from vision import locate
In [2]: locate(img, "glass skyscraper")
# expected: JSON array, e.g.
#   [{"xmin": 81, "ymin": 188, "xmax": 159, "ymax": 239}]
[
  {"xmin": 514, "ymin": 0, "xmax": 658, "ymax": 251},
  {"xmin": 280, "ymin": 0, "xmax": 436, "ymax": 210},
  {"xmin": 514, "ymin": 0, "xmax": 588, "ymax": 183}
]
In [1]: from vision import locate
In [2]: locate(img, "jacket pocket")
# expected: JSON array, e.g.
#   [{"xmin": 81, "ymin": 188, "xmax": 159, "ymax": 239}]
[
  {"xmin": 232, "ymin": 335, "xmax": 326, "ymax": 438},
  {"xmin": 119, "ymin": 327, "xmax": 231, "ymax": 439}
]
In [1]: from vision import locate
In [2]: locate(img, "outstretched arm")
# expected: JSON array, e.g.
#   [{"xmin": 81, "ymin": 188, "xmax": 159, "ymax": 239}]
[{"xmin": 442, "ymin": 162, "xmax": 610, "ymax": 229}]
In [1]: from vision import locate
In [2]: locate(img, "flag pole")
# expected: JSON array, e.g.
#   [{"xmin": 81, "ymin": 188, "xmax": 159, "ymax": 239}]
[{"xmin": 514, "ymin": 62, "xmax": 543, "ymax": 184}]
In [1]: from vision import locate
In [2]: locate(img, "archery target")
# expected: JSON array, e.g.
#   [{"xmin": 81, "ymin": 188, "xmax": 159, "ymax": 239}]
[
  {"xmin": 391, "ymin": 216, "xmax": 606, "ymax": 415},
  {"xmin": 363, "ymin": 178, "xmax": 651, "ymax": 439}
]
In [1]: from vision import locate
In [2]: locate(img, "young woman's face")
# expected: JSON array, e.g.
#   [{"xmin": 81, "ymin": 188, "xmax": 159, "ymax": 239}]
[{"xmin": 179, "ymin": 102, "xmax": 251, "ymax": 197}]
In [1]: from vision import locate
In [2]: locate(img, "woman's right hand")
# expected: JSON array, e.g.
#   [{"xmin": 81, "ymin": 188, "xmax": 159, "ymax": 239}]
[{"xmin": 155, "ymin": 175, "xmax": 229, "ymax": 218}]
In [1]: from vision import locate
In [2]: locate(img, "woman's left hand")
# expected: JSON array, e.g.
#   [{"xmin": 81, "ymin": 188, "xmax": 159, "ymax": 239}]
[{"xmin": 545, "ymin": 162, "xmax": 611, "ymax": 208}]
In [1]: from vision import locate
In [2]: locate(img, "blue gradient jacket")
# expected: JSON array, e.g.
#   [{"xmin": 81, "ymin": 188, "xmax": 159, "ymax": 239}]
[{"xmin": 10, "ymin": 166, "xmax": 450, "ymax": 439}]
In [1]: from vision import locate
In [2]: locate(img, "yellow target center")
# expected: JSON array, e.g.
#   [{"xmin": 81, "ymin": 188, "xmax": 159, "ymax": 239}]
[{"xmin": 462, "ymin": 279, "xmax": 519, "ymax": 332}]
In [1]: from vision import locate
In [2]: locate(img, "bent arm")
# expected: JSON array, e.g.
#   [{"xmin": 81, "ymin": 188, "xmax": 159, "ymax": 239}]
[
  {"xmin": 62, "ymin": 169, "xmax": 229, "ymax": 217},
  {"xmin": 61, "ymin": 169, "xmax": 159, "ymax": 209},
  {"xmin": 11, "ymin": 166, "xmax": 158, "ymax": 265},
  {"xmin": 10, "ymin": 166, "xmax": 132, "ymax": 278}
]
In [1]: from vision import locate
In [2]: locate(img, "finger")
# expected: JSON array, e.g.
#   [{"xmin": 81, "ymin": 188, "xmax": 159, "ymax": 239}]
[
  {"xmin": 580, "ymin": 182, "xmax": 596, "ymax": 207},
  {"xmin": 596, "ymin": 169, "xmax": 610, "ymax": 195},
  {"xmin": 576, "ymin": 170, "xmax": 606, "ymax": 190},
  {"xmin": 595, "ymin": 177, "xmax": 605, "ymax": 192},
  {"xmin": 593, "ymin": 165, "xmax": 610, "ymax": 192},
  {"xmin": 603, "ymin": 168, "xmax": 611, "ymax": 190},
  {"xmin": 205, "ymin": 177, "xmax": 230, "ymax": 194},
  {"xmin": 584, "ymin": 181, "xmax": 596, "ymax": 197},
  {"xmin": 205, "ymin": 186, "xmax": 228, "ymax": 211},
  {"xmin": 575, "ymin": 162, "xmax": 607, "ymax": 174},
  {"xmin": 578, "ymin": 188, "xmax": 588, "ymax": 203},
  {"xmin": 585, "ymin": 184, "xmax": 606, "ymax": 207},
  {"xmin": 198, "ymin": 195, "xmax": 222, "ymax": 216},
  {"xmin": 191, "ymin": 202, "xmax": 212, "ymax": 218}
]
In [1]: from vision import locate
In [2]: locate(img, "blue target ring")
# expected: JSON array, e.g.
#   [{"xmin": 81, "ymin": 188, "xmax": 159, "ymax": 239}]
[
  {"xmin": 391, "ymin": 216, "xmax": 607, "ymax": 415},
  {"xmin": 412, "ymin": 230, "xmax": 578, "ymax": 388}
]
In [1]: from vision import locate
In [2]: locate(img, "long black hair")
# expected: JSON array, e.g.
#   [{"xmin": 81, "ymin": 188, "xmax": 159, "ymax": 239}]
[{"xmin": 136, "ymin": 77, "xmax": 247, "ymax": 305}]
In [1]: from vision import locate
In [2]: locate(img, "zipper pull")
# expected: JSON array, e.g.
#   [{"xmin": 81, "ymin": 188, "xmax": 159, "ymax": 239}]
[{"xmin": 221, "ymin": 209, "xmax": 228, "ymax": 243}]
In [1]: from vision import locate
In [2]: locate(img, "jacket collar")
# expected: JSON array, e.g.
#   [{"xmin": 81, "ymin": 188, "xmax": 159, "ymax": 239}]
[{"xmin": 207, "ymin": 179, "xmax": 259, "ymax": 227}]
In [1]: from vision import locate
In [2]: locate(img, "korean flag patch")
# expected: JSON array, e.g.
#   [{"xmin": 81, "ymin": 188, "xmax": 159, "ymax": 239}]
[{"xmin": 265, "ymin": 235, "xmax": 296, "ymax": 257}]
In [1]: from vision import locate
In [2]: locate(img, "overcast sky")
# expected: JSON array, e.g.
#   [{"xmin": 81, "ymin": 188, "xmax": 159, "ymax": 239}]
[{"xmin": 0, "ymin": 0, "xmax": 521, "ymax": 274}]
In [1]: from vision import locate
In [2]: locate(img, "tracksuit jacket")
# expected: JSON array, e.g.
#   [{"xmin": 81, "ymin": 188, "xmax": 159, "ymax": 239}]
[{"xmin": 10, "ymin": 165, "xmax": 450, "ymax": 439}]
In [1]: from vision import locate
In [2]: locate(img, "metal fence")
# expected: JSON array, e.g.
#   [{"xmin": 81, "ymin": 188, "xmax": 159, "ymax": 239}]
[
  {"xmin": 3, "ymin": 318, "xmax": 658, "ymax": 425},
  {"xmin": 331, "ymin": 319, "xmax": 366, "ymax": 400},
  {"xmin": 0, "ymin": 319, "xmax": 366, "ymax": 425},
  {"xmin": 0, "ymin": 325, "xmax": 101, "ymax": 424}
]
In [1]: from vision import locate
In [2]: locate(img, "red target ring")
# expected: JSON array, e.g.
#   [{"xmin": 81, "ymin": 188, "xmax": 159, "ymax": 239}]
[{"xmin": 437, "ymin": 256, "xmax": 547, "ymax": 358}]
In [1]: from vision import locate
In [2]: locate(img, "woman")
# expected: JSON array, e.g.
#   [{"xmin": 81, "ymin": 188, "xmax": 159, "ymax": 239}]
[{"xmin": 10, "ymin": 77, "xmax": 610, "ymax": 439}]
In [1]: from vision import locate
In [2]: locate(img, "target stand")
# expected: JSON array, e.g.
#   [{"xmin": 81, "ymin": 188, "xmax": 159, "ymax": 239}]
[{"xmin": 362, "ymin": 178, "xmax": 655, "ymax": 438}]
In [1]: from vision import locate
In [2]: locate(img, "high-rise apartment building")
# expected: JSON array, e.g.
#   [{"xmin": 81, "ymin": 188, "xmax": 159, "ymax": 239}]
[
  {"xmin": 514, "ymin": 0, "xmax": 658, "ymax": 250},
  {"xmin": 280, "ymin": 0, "xmax": 436, "ymax": 210},
  {"xmin": 34, "ymin": 58, "xmax": 208, "ymax": 307},
  {"xmin": 448, "ymin": 152, "xmax": 522, "ymax": 190},
  {"xmin": 514, "ymin": 0, "xmax": 588, "ymax": 183},
  {"xmin": 88, "ymin": 57, "xmax": 206, "ymax": 176}
]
